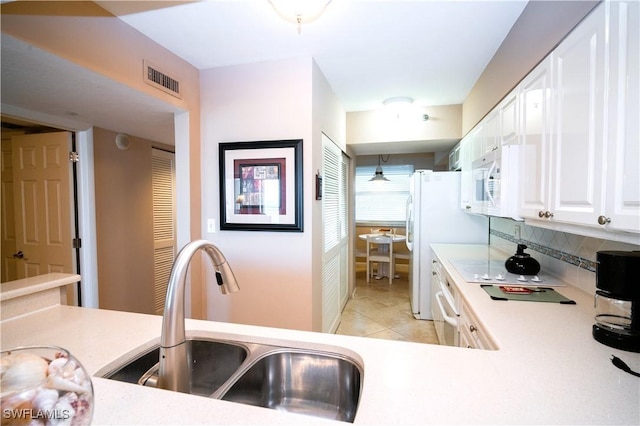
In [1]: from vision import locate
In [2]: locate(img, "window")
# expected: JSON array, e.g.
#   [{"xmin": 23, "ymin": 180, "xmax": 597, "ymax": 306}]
[{"xmin": 355, "ymin": 164, "xmax": 414, "ymax": 223}]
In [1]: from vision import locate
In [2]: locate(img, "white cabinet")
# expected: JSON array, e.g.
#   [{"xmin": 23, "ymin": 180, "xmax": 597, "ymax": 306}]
[
  {"xmin": 519, "ymin": 57, "xmax": 553, "ymax": 220},
  {"xmin": 484, "ymin": 110, "xmax": 499, "ymax": 154},
  {"xmin": 548, "ymin": 3, "xmax": 607, "ymax": 227},
  {"xmin": 469, "ymin": 121, "xmax": 486, "ymax": 162},
  {"xmin": 448, "ymin": 143, "xmax": 461, "ymax": 171},
  {"xmin": 500, "ymin": 91, "xmax": 519, "ymax": 146},
  {"xmin": 459, "ymin": 130, "xmax": 476, "ymax": 210},
  {"xmin": 604, "ymin": 0, "xmax": 640, "ymax": 233},
  {"xmin": 519, "ymin": 2, "xmax": 639, "ymax": 236},
  {"xmin": 459, "ymin": 302, "xmax": 496, "ymax": 350}
]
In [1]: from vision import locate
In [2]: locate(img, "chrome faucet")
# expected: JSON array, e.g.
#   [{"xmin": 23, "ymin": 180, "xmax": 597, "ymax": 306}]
[{"xmin": 158, "ymin": 239, "xmax": 240, "ymax": 393}]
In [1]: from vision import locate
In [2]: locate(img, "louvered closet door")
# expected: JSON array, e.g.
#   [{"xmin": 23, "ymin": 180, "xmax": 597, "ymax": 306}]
[
  {"xmin": 152, "ymin": 149, "xmax": 176, "ymax": 314},
  {"xmin": 322, "ymin": 135, "xmax": 350, "ymax": 333}
]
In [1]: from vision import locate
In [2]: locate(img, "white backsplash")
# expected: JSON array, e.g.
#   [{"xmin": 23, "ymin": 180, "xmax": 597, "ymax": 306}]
[{"xmin": 489, "ymin": 217, "xmax": 640, "ymax": 296}]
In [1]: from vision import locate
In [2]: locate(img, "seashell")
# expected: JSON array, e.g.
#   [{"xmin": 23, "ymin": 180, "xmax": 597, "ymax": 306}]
[
  {"xmin": 31, "ymin": 387, "xmax": 59, "ymax": 412},
  {"xmin": 0, "ymin": 352, "xmax": 48, "ymax": 395},
  {"xmin": 45, "ymin": 374, "xmax": 90, "ymax": 394},
  {"xmin": 73, "ymin": 367, "xmax": 87, "ymax": 384},
  {"xmin": 0, "ymin": 388, "xmax": 36, "ymax": 411},
  {"xmin": 58, "ymin": 390, "xmax": 78, "ymax": 405},
  {"xmin": 47, "ymin": 356, "xmax": 68, "ymax": 376},
  {"xmin": 50, "ymin": 399, "xmax": 75, "ymax": 426}
]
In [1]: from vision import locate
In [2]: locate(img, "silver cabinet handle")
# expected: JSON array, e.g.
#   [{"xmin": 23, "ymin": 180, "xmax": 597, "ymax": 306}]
[
  {"xmin": 598, "ymin": 215, "xmax": 611, "ymax": 225},
  {"xmin": 538, "ymin": 210, "xmax": 545, "ymax": 218},
  {"xmin": 469, "ymin": 325, "xmax": 477, "ymax": 333},
  {"xmin": 544, "ymin": 211, "xmax": 554, "ymax": 219}
]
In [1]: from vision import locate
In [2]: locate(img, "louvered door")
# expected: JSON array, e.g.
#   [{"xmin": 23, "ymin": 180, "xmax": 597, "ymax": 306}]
[
  {"xmin": 322, "ymin": 134, "xmax": 350, "ymax": 333},
  {"xmin": 152, "ymin": 149, "xmax": 176, "ymax": 314}
]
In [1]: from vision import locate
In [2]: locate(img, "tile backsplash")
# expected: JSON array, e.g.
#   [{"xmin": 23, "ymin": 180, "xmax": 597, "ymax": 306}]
[{"xmin": 489, "ymin": 217, "xmax": 640, "ymax": 296}]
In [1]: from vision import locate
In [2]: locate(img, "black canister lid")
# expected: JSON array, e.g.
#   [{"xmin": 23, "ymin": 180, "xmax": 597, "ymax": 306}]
[{"xmin": 596, "ymin": 251, "xmax": 640, "ymax": 299}]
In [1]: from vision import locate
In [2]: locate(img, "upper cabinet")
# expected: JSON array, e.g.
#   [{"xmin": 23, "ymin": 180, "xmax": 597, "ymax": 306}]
[
  {"xmin": 549, "ymin": 3, "xmax": 607, "ymax": 227},
  {"xmin": 461, "ymin": 0, "xmax": 639, "ymax": 241},
  {"xmin": 520, "ymin": 4, "xmax": 607, "ymax": 227},
  {"xmin": 517, "ymin": 0, "xmax": 639, "ymax": 239},
  {"xmin": 448, "ymin": 142, "xmax": 461, "ymax": 171},
  {"xmin": 605, "ymin": 0, "xmax": 640, "ymax": 233},
  {"xmin": 519, "ymin": 57, "xmax": 553, "ymax": 221}
]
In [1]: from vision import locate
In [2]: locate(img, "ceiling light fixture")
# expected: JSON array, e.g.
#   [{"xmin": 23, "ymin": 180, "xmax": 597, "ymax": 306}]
[
  {"xmin": 383, "ymin": 97, "xmax": 415, "ymax": 120},
  {"xmin": 268, "ymin": 0, "xmax": 332, "ymax": 34},
  {"xmin": 370, "ymin": 154, "xmax": 390, "ymax": 182}
]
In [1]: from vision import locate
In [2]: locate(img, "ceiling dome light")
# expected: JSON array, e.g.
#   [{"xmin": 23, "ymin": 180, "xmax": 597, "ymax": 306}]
[
  {"xmin": 269, "ymin": 0, "xmax": 332, "ymax": 34},
  {"xmin": 383, "ymin": 97, "xmax": 415, "ymax": 120}
]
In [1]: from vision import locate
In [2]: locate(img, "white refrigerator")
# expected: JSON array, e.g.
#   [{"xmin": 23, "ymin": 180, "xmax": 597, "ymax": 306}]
[{"xmin": 406, "ymin": 170, "xmax": 489, "ymax": 320}]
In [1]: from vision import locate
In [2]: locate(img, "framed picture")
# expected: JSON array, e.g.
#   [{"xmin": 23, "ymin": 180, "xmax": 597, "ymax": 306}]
[{"xmin": 219, "ymin": 139, "xmax": 303, "ymax": 232}]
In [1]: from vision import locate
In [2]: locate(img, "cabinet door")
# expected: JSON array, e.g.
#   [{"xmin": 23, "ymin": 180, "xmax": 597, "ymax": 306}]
[
  {"xmin": 484, "ymin": 110, "xmax": 500, "ymax": 154},
  {"xmin": 500, "ymin": 91, "xmax": 519, "ymax": 145},
  {"xmin": 469, "ymin": 123, "xmax": 485, "ymax": 162},
  {"xmin": 606, "ymin": 0, "xmax": 640, "ymax": 233},
  {"xmin": 519, "ymin": 58, "xmax": 553, "ymax": 219},
  {"xmin": 459, "ymin": 136, "xmax": 473, "ymax": 210},
  {"xmin": 550, "ymin": 4, "xmax": 607, "ymax": 226}
]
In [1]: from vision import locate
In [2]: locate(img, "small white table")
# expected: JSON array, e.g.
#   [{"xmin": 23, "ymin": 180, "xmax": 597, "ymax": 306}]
[{"xmin": 358, "ymin": 234, "xmax": 407, "ymax": 280}]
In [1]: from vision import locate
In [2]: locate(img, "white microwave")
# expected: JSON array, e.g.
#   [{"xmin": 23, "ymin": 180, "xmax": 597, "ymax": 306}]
[{"xmin": 471, "ymin": 145, "xmax": 521, "ymax": 220}]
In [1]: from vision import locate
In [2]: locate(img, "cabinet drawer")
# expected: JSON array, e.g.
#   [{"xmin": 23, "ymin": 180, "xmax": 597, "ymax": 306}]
[{"xmin": 459, "ymin": 302, "xmax": 497, "ymax": 350}]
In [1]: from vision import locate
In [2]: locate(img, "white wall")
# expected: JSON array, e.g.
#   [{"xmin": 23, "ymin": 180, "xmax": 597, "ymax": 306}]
[{"xmin": 200, "ymin": 57, "xmax": 344, "ymax": 331}]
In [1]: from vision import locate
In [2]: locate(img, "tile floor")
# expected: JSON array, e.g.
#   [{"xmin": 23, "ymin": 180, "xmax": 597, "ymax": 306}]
[{"xmin": 335, "ymin": 265, "xmax": 439, "ymax": 345}]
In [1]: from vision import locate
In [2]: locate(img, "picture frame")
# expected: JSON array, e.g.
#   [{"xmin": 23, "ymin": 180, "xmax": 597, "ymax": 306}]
[{"xmin": 219, "ymin": 139, "xmax": 303, "ymax": 232}]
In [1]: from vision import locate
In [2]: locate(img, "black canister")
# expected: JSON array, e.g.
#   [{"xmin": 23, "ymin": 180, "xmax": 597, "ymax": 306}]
[
  {"xmin": 593, "ymin": 251, "xmax": 640, "ymax": 352},
  {"xmin": 505, "ymin": 244, "xmax": 540, "ymax": 275}
]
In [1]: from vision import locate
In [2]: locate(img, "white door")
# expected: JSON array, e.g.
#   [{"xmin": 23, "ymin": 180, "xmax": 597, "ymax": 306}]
[
  {"xmin": 322, "ymin": 134, "xmax": 349, "ymax": 333},
  {"xmin": 519, "ymin": 57, "xmax": 553, "ymax": 219},
  {"xmin": 10, "ymin": 132, "xmax": 74, "ymax": 280},
  {"xmin": 550, "ymin": 4, "xmax": 607, "ymax": 225},
  {"xmin": 606, "ymin": 0, "xmax": 640, "ymax": 233}
]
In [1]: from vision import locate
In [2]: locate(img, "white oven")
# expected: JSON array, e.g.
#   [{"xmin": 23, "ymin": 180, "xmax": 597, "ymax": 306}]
[
  {"xmin": 431, "ymin": 261, "xmax": 459, "ymax": 347},
  {"xmin": 470, "ymin": 145, "xmax": 520, "ymax": 220}
]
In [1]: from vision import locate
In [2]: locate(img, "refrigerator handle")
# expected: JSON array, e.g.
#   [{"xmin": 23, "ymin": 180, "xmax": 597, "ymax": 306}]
[{"xmin": 405, "ymin": 195, "xmax": 413, "ymax": 251}]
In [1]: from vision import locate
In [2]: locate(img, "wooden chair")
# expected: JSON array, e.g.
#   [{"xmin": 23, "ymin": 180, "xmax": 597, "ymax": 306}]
[{"xmin": 366, "ymin": 234, "xmax": 394, "ymax": 285}]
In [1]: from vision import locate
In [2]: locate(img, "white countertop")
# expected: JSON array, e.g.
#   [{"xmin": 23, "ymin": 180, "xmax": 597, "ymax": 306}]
[{"xmin": 1, "ymin": 245, "xmax": 639, "ymax": 425}]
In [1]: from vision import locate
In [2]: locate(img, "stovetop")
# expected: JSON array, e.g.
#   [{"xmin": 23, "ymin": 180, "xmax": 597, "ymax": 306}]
[{"xmin": 450, "ymin": 259, "xmax": 565, "ymax": 287}]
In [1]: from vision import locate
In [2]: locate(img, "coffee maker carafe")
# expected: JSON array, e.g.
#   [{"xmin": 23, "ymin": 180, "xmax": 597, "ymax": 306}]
[{"xmin": 593, "ymin": 251, "xmax": 640, "ymax": 352}]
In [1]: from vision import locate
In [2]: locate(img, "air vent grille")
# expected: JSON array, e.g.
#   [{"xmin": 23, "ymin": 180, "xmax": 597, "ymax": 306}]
[{"xmin": 143, "ymin": 60, "xmax": 182, "ymax": 99}]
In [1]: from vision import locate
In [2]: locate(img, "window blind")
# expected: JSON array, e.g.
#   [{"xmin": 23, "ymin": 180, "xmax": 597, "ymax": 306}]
[{"xmin": 355, "ymin": 164, "xmax": 413, "ymax": 223}]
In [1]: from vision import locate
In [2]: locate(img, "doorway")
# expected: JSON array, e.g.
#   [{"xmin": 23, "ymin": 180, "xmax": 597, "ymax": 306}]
[{"xmin": 1, "ymin": 119, "xmax": 79, "ymax": 304}]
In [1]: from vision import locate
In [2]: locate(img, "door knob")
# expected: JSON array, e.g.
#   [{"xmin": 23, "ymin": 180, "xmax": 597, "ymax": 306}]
[
  {"xmin": 597, "ymin": 215, "xmax": 611, "ymax": 225},
  {"xmin": 13, "ymin": 251, "xmax": 26, "ymax": 260}
]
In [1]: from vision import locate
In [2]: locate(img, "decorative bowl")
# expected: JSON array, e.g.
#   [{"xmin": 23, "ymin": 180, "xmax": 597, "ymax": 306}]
[{"xmin": 1, "ymin": 346, "xmax": 93, "ymax": 425}]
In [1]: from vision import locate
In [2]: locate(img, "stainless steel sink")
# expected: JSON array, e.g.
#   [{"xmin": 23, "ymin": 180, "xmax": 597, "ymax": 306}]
[
  {"xmin": 219, "ymin": 349, "xmax": 361, "ymax": 422},
  {"xmin": 102, "ymin": 338, "xmax": 248, "ymax": 397},
  {"xmin": 98, "ymin": 335, "xmax": 363, "ymax": 423}
]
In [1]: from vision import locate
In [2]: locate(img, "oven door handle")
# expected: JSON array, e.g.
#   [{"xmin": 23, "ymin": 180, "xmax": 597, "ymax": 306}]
[{"xmin": 435, "ymin": 291, "xmax": 458, "ymax": 327}]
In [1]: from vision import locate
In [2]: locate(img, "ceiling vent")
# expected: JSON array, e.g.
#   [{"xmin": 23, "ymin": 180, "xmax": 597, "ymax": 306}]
[{"xmin": 143, "ymin": 60, "xmax": 181, "ymax": 99}]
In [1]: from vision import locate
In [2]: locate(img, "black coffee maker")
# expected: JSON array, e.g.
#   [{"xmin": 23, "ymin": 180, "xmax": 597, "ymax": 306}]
[{"xmin": 593, "ymin": 250, "xmax": 640, "ymax": 352}]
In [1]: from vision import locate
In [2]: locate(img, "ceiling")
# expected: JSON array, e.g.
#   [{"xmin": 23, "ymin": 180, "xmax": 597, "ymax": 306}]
[
  {"xmin": 97, "ymin": 0, "xmax": 528, "ymax": 112},
  {"xmin": 1, "ymin": 0, "xmax": 529, "ymax": 153}
]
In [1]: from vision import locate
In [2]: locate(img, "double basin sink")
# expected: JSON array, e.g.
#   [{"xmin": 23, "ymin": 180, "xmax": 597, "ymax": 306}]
[{"xmin": 97, "ymin": 332, "xmax": 363, "ymax": 423}]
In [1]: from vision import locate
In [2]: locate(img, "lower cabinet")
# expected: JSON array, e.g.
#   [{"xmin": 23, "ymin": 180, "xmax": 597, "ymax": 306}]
[{"xmin": 459, "ymin": 302, "xmax": 497, "ymax": 350}]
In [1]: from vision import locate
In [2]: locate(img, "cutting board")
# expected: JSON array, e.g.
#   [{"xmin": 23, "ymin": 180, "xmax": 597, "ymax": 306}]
[{"xmin": 481, "ymin": 285, "xmax": 576, "ymax": 304}]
